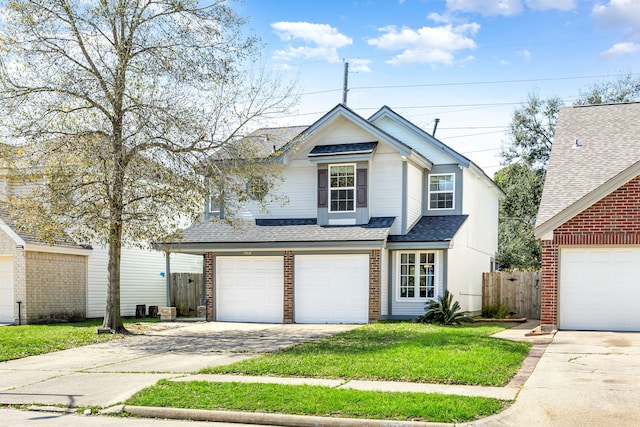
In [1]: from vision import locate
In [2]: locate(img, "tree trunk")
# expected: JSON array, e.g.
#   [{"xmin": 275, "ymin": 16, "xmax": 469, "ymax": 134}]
[{"xmin": 99, "ymin": 219, "xmax": 127, "ymax": 333}]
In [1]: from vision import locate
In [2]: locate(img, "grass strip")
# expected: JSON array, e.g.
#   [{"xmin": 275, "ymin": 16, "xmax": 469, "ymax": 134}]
[
  {"xmin": 0, "ymin": 318, "xmax": 159, "ymax": 362},
  {"xmin": 203, "ymin": 322, "xmax": 531, "ymax": 386},
  {"xmin": 126, "ymin": 380, "xmax": 509, "ymax": 423}
]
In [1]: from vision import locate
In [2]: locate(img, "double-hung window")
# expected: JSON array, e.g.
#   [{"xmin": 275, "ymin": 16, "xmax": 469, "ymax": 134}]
[
  {"xmin": 429, "ymin": 173, "xmax": 455, "ymax": 210},
  {"xmin": 399, "ymin": 252, "xmax": 436, "ymax": 299},
  {"xmin": 329, "ymin": 164, "xmax": 355, "ymax": 212}
]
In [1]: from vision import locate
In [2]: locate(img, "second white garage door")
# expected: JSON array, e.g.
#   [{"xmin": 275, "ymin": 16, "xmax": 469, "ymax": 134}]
[
  {"xmin": 0, "ymin": 257, "xmax": 14, "ymax": 324},
  {"xmin": 560, "ymin": 247, "xmax": 640, "ymax": 331},
  {"xmin": 295, "ymin": 254, "xmax": 369, "ymax": 324},
  {"xmin": 216, "ymin": 256, "xmax": 284, "ymax": 323}
]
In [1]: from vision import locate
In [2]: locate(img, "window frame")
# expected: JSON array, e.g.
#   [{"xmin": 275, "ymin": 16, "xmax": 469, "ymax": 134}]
[
  {"xmin": 428, "ymin": 173, "xmax": 455, "ymax": 210},
  {"xmin": 328, "ymin": 163, "xmax": 356, "ymax": 213},
  {"xmin": 397, "ymin": 251, "xmax": 437, "ymax": 301}
]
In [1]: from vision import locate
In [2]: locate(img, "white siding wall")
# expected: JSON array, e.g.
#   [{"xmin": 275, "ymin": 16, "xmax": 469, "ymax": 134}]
[
  {"xmin": 246, "ymin": 117, "xmax": 407, "ymax": 234},
  {"xmin": 380, "ymin": 248, "xmax": 389, "ymax": 317},
  {"xmin": 446, "ymin": 168, "xmax": 499, "ymax": 314},
  {"xmin": 249, "ymin": 159, "xmax": 317, "ymax": 219},
  {"xmin": 372, "ymin": 116, "xmax": 457, "ymax": 164},
  {"xmin": 390, "ymin": 250, "xmax": 444, "ymax": 317},
  {"xmin": 370, "ymin": 145, "xmax": 404, "ymax": 235},
  {"xmin": 406, "ymin": 161, "xmax": 423, "ymax": 231},
  {"xmin": 87, "ymin": 247, "xmax": 202, "ymax": 318}
]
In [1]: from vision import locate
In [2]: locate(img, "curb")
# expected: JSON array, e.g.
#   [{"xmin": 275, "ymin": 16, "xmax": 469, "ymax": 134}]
[{"xmin": 123, "ymin": 405, "xmax": 452, "ymax": 427}]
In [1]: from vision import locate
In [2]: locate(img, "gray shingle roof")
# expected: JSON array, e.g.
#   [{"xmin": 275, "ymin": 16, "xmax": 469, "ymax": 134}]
[
  {"xmin": 0, "ymin": 204, "xmax": 86, "ymax": 248},
  {"xmin": 388, "ymin": 215, "xmax": 468, "ymax": 242},
  {"xmin": 535, "ymin": 102, "xmax": 640, "ymax": 230},
  {"xmin": 170, "ymin": 217, "xmax": 395, "ymax": 245}
]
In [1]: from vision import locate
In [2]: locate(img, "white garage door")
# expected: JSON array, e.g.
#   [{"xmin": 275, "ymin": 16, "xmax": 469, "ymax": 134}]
[
  {"xmin": 216, "ymin": 256, "xmax": 283, "ymax": 323},
  {"xmin": 560, "ymin": 247, "xmax": 640, "ymax": 331},
  {"xmin": 0, "ymin": 257, "xmax": 14, "ymax": 324},
  {"xmin": 295, "ymin": 254, "xmax": 369, "ymax": 324}
]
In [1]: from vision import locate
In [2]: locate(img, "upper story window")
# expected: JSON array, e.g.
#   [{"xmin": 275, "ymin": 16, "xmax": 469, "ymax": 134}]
[
  {"xmin": 329, "ymin": 164, "xmax": 355, "ymax": 212},
  {"xmin": 247, "ymin": 176, "xmax": 268, "ymax": 201},
  {"xmin": 428, "ymin": 173, "xmax": 455, "ymax": 210}
]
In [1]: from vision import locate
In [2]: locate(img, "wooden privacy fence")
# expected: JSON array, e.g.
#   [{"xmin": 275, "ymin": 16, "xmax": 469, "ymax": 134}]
[
  {"xmin": 170, "ymin": 272, "xmax": 203, "ymax": 318},
  {"xmin": 482, "ymin": 271, "xmax": 541, "ymax": 319}
]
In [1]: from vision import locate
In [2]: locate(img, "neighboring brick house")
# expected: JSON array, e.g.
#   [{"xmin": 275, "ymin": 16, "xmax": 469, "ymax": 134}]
[
  {"xmin": 0, "ymin": 213, "xmax": 90, "ymax": 324},
  {"xmin": 535, "ymin": 102, "xmax": 640, "ymax": 331},
  {"xmin": 159, "ymin": 104, "xmax": 502, "ymax": 324}
]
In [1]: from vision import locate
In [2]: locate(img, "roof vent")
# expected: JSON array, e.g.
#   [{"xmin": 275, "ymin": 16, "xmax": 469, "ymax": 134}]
[{"xmin": 572, "ymin": 139, "xmax": 582, "ymax": 149}]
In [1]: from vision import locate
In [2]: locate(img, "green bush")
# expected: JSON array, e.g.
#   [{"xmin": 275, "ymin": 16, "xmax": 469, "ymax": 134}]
[
  {"xmin": 482, "ymin": 304, "xmax": 511, "ymax": 319},
  {"xmin": 415, "ymin": 291, "xmax": 468, "ymax": 325}
]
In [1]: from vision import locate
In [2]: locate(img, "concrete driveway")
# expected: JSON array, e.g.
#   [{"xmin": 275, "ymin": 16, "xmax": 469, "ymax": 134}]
[
  {"xmin": 470, "ymin": 330, "xmax": 640, "ymax": 426},
  {"xmin": 0, "ymin": 321, "xmax": 357, "ymax": 409}
]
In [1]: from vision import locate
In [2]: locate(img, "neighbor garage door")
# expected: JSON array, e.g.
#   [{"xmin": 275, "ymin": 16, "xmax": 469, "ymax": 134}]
[
  {"xmin": 295, "ymin": 254, "xmax": 369, "ymax": 324},
  {"xmin": 216, "ymin": 256, "xmax": 284, "ymax": 323},
  {"xmin": 0, "ymin": 257, "xmax": 14, "ymax": 324},
  {"xmin": 560, "ymin": 247, "xmax": 640, "ymax": 331}
]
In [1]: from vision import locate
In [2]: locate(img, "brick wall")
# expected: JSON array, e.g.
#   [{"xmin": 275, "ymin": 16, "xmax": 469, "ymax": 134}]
[
  {"xmin": 369, "ymin": 249, "xmax": 380, "ymax": 322},
  {"xmin": 24, "ymin": 251, "xmax": 87, "ymax": 323},
  {"xmin": 541, "ymin": 175, "xmax": 640, "ymax": 328},
  {"xmin": 204, "ymin": 252, "xmax": 214, "ymax": 321},
  {"xmin": 283, "ymin": 251, "xmax": 294, "ymax": 323}
]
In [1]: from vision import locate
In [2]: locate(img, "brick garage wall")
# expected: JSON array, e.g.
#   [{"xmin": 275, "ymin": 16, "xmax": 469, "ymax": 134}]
[
  {"xmin": 204, "ymin": 252, "xmax": 214, "ymax": 321},
  {"xmin": 24, "ymin": 251, "xmax": 87, "ymax": 323},
  {"xmin": 541, "ymin": 175, "xmax": 640, "ymax": 327},
  {"xmin": 283, "ymin": 251, "xmax": 293, "ymax": 323},
  {"xmin": 369, "ymin": 249, "xmax": 380, "ymax": 322}
]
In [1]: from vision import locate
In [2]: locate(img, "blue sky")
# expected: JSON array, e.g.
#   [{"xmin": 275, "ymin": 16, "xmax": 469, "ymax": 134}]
[{"xmin": 237, "ymin": 0, "xmax": 640, "ymax": 176}]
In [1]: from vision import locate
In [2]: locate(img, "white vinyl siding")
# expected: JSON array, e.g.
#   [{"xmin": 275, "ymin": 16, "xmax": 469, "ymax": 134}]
[
  {"xmin": 369, "ymin": 145, "xmax": 404, "ymax": 235},
  {"xmin": 87, "ymin": 247, "xmax": 203, "ymax": 318},
  {"xmin": 406, "ymin": 161, "xmax": 423, "ymax": 230},
  {"xmin": 380, "ymin": 249, "xmax": 389, "ymax": 317}
]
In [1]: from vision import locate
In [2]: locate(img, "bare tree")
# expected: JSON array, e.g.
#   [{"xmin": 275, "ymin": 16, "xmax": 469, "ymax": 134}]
[{"xmin": 0, "ymin": 0, "xmax": 296, "ymax": 333}]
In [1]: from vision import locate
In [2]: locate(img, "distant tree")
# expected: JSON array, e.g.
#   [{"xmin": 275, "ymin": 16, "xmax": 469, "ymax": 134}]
[
  {"xmin": 0, "ymin": 0, "xmax": 296, "ymax": 333},
  {"xmin": 494, "ymin": 164, "xmax": 544, "ymax": 270},
  {"xmin": 497, "ymin": 74, "xmax": 640, "ymax": 270},
  {"xmin": 500, "ymin": 93, "xmax": 562, "ymax": 171}
]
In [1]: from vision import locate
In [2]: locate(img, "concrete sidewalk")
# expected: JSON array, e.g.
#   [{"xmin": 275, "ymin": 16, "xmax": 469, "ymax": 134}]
[{"xmin": 0, "ymin": 320, "xmax": 546, "ymax": 426}]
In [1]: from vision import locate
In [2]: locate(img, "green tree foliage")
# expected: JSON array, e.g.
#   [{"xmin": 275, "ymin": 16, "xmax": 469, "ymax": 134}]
[
  {"xmin": 497, "ymin": 74, "xmax": 640, "ymax": 270},
  {"xmin": 494, "ymin": 164, "xmax": 544, "ymax": 270},
  {"xmin": 0, "ymin": 0, "xmax": 296, "ymax": 333}
]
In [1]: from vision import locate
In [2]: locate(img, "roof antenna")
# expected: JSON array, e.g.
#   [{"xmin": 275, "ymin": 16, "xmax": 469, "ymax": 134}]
[
  {"xmin": 432, "ymin": 118, "xmax": 440, "ymax": 137},
  {"xmin": 342, "ymin": 61, "xmax": 349, "ymax": 106}
]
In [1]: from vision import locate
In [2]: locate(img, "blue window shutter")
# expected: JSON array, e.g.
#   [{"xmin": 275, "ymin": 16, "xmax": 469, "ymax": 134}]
[
  {"xmin": 356, "ymin": 168, "xmax": 367, "ymax": 208},
  {"xmin": 318, "ymin": 168, "xmax": 328, "ymax": 208}
]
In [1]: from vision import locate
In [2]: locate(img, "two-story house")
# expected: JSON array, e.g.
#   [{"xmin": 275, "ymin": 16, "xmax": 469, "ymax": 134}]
[{"xmin": 158, "ymin": 104, "xmax": 502, "ymax": 324}]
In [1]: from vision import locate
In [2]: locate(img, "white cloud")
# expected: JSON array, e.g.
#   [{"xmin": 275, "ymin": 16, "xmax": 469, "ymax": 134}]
[
  {"xmin": 349, "ymin": 58, "xmax": 372, "ymax": 73},
  {"xmin": 592, "ymin": 0, "xmax": 640, "ymax": 34},
  {"xmin": 446, "ymin": 0, "xmax": 523, "ymax": 16},
  {"xmin": 517, "ymin": 49, "xmax": 531, "ymax": 61},
  {"xmin": 271, "ymin": 22, "xmax": 352, "ymax": 63},
  {"xmin": 500, "ymin": 59, "xmax": 510, "ymax": 65},
  {"xmin": 525, "ymin": 0, "xmax": 576, "ymax": 11},
  {"xmin": 601, "ymin": 42, "xmax": 640, "ymax": 58},
  {"xmin": 368, "ymin": 23, "xmax": 479, "ymax": 66}
]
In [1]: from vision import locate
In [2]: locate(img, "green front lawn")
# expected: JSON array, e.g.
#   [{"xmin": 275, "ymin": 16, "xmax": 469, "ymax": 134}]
[
  {"xmin": 127, "ymin": 380, "xmax": 508, "ymax": 423},
  {"xmin": 0, "ymin": 318, "xmax": 159, "ymax": 362},
  {"xmin": 204, "ymin": 322, "xmax": 531, "ymax": 386}
]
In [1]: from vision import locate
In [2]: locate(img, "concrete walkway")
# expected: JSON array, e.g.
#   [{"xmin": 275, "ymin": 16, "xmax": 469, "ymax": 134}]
[{"xmin": 0, "ymin": 319, "xmax": 548, "ymax": 426}]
